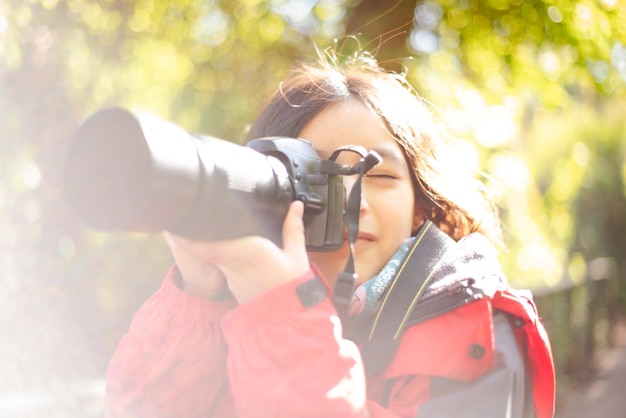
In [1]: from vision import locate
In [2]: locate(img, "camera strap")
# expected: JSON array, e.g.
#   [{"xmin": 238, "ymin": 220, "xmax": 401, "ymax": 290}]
[
  {"xmin": 359, "ymin": 220, "xmax": 456, "ymax": 376},
  {"xmin": 321, "ymin": 147, "xmax": 382, "ymax": 327}
]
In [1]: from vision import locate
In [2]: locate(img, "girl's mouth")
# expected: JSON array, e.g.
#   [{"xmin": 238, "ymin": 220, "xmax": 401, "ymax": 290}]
[{"xmin": 345, "ymin": 232, "xmax": 375, "ymax": 245}]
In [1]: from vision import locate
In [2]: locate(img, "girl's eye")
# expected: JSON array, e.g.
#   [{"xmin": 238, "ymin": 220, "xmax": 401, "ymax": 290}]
[{"xmin": 365, "ymin": 173, "xmax": 397, "ymax": 180}]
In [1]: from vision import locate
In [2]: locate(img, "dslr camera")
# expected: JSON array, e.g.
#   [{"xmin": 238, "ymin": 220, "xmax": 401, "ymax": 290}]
[{"xmin": 63, "ymin": 107, "xmax": 350, "ymax": 250}]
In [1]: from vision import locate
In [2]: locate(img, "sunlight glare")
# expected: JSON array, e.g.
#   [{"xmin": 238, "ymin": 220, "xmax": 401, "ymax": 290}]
[
  {"xmin": 516, "ymin": 242, "xmax": 562, "ymax": 282},
  {"xmin": 475, "ymin": 105, "xmax": 516, "ymax": 147},
  {"xmin": 0, "ymin": 15, "xmax": 8, "ymax": 36},
  {"xmin": 488, "ymin": 152, "xmax": 530, "ymax": 191},
  {"xmin": 22, "ymin": 162, "xmax": 41, "ymax": 190}
]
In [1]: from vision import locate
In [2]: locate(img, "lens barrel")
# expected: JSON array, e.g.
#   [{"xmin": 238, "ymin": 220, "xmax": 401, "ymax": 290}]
[{"xmin": 63, "ymin": 107, "xmax": 294, "ymax": 242}]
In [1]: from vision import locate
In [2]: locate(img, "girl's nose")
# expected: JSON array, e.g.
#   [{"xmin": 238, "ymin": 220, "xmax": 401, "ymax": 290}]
[
  {"xmin": 343, "ymin": 176, "xmax": 369, "ymax": 215},
  {"xmin": 359, "ymin": 193, "xmax": 369, "ymax": 215}
]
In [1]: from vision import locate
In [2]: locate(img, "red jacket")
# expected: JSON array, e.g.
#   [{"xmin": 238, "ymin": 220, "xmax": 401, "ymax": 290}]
[{"xmin": 105, "ymin": 265, "xmax": 555, "ymax": 417}]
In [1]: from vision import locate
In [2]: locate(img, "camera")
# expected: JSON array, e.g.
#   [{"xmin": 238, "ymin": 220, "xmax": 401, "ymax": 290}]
[{"xmin": 63, "ymin": 107, "xmax": 347, "ymax": 250}]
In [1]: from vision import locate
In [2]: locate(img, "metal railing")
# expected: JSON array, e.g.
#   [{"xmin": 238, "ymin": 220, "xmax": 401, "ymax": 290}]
[{"xmin": 532, "ymin": 257, "xmax": 622, "ymax": 388}]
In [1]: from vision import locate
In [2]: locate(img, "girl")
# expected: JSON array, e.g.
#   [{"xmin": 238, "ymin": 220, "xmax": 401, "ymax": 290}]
[{"xmin": 105, "ymin": 52, "xmax": 555, "ymax": 417}]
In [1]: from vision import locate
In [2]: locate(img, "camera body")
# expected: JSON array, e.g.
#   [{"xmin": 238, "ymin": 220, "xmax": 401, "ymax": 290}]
[
  {"xmin": 246, "ymin": 137, "xmax": 345, "ymax": 250},
  {"xmin": 63, "ymin": 107, "xmax": 345, "ymax": 251}
]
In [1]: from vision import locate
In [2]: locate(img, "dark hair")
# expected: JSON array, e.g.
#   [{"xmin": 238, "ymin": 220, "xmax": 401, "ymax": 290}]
[{"xmin": 247, "ymin": 53, "xmax": 502, "ymax": 245}]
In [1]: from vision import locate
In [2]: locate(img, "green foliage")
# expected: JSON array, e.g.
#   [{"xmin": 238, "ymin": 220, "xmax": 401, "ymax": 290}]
[
  {"xmin": 407, "ymin": 0, "xmax": 626, "ymax": 104},
  {"xmin": 495, "ymin": 100, "xmax": 626, "ymax": 289}
]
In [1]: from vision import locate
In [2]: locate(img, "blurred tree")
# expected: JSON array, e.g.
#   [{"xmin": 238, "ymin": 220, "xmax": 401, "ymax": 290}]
[{"xmin": 348, "ymin": 0, "xmax": 626, "ymax": 102}]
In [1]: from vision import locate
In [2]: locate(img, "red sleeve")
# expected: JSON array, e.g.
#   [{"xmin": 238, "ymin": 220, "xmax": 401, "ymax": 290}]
[
  {"xmin": 106, "ymin": 267, "xmax": 407, "ymax": 418},
  {"xmin": 105, "ymin": 266, "xmax": 237, "ymax": 418},
  {"xmin": 221, "ymin": 269, "xmax": 374, "ymax": 418}
]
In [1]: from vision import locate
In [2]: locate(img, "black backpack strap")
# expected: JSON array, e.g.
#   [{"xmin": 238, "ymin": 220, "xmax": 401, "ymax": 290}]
[{"xmin": 360, "ymin": 219, "xmax": 456, "ymax": 377}]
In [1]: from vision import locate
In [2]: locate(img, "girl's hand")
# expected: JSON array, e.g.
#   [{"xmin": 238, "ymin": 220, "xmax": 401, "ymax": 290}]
[
  {"xmin": 165, "ymin": 200, "xmax": 310, "ymax": 304},
  {"xmin": 164, "ymin": 232, "xmax": 228, "ymax": 301}
]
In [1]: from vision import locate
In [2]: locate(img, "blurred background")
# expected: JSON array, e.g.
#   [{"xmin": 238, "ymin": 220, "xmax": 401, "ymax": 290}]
[{"xmin": 1, "ymin": 0, "xmax": 625, "ymax": 416}]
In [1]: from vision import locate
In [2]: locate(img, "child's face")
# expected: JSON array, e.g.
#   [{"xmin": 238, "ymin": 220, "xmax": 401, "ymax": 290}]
[{"xmin": 300, "ymin": 97, "xmax": 421, "ymax": 286}]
